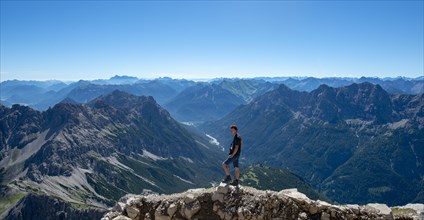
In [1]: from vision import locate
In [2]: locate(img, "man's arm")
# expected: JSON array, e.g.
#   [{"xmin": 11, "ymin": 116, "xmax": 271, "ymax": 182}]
[{"xmin": 229, "ymin": 145, "xmax": 239, "ymax": 158}]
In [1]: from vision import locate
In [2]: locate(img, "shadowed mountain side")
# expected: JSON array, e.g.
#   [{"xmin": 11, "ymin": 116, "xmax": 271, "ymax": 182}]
[
  {"xmin": 240, "ymin": 164, "xmax": 329, "ymax": 202},
  {"xmin": 165, "ymin": 83, "xmax": 246, "ymax": 122},
  {"xmin": 202, "ymin": 83, "xmax": 424, "ymax": 205}
]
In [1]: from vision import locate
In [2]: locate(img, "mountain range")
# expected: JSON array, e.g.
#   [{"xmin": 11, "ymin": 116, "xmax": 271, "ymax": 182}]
[
  {"xmin": 0, "ymin": 79, "xmax": 184, "ymax": 110},
  {"xmin": 1, "ymin": 76, "xmax": 423, "ymax": 121},
  {"xmin": 251, "ymin": 76, "xmax": 424, "ymax": 94},
  {"xmin": 0, "ymin": 91, "xmax": 226, "ymax": 217},
  {"xmin": 202, "ymin": 82, "xmax": 424, "ymax": 206},
  {"xmin": 0, "ymin": 76, "xmax": 423, "ymax": 218}
]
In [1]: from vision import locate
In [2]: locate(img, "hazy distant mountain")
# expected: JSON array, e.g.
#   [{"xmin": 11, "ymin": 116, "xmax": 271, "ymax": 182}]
[
  {"xmin": 0, "ymin": 91, "xmax": 225, "ymax": 216},
  {"xmin": 164, "ymin": 80, "xmax": 279, "ymax": 123},
  {"xmin": 91, "ymin": 75, "xmax": 140, "ymax": 85},
  {"xmin": 219, "ymin": 79, "xmax": 279, "ymax": 103},
  {"xmin": 0, "ymin": 85, "xmax": 46, "ymax": 105},
  {"xmin": 272, "ymin": 76, "xmax": 424, "ymax": 94},
  {"xmin": 0, "ymin": 80, "xmax": 90, "ymax": 110},
  {"xmin": 0, "ymin": 77, "xmax": 197, "ymax": 110},
  {"xmin": 2, "ymin": 76, "xmax": 422, "ymax": 112},
  {"xmin": 66, "ymin": 81, "xmax": 177, "ymax": 104},
  {"xmin": 0, "ymin": 79, "xmax": 67, "ymax": 93},
  {"xmin": 0, "ymin": 79, "xmax": 68, "ymax": 107},
  {"xmin": 31, "ymin": 80, "xmax": 93, "ymax": 110},
  {"xmin": 150, "ymin": 77, "xmax": 197, "ymax": 93},
  {"xmin": 165, "ymin": 83, "xmax": 246, "ymax": 122},
  {"xmin": 202, "ymin": 83, "xmax": 424, "ymax": 206},
  {"xmin": 356, "ymin": 77, "xmax": 424, "ymax": 94},
  {"xmin": 279, "ymin": 77, "xmax": 353, "ymax": 92}
]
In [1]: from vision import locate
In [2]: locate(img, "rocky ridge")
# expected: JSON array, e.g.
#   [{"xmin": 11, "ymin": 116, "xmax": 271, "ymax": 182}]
[{"xmin": 101, "ymin": 184, "xmax": 417, "ymax": 220}]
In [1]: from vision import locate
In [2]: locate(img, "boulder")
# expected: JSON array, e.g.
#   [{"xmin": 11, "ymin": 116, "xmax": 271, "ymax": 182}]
[
  {"xmin": 125, "ymin": 206, "xmax": 139, "ymax": 219},
  {"xmin": 366, "ymin": 203, "xmax": 393, "ymax": 220},
  {"xmin": 212, "ymin": 191, "xmax": 225, "ymax": 203},
  {"xmin": 216, "ymin": 183, "xmax": 230, "ymax": 194},
  {"xmin": 184, "ymin": 193, "xmax": 196, "ymax": 204},
  {"xmin": 182, "ymin": 200, "xmax": 201, "ymax": 219},
  {"xmin": 167, "ymin": 203, "xmax": 178, "ymax": 216}
]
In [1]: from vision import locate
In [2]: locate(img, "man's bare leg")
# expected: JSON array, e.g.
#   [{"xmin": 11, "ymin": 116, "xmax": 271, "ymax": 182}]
[
  {"xmin": 235, "ymin": 167, "xmax": 240, "ymax": 180},
  {"xmin": 222, "ymin": 163, "xmax": 230, "ymax": 176}
]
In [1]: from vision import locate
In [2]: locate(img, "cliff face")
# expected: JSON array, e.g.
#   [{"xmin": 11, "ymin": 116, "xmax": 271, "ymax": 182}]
[
  {"xmin": 102, "ymin": 184, "xmax": 399, "ymax": 220},
  {"xmin": 6, "ymin": 193, "xmax": 106, "ymax": 220}
]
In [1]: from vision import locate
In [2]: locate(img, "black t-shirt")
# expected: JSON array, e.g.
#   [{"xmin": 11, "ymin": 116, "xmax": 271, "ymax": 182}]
[{"xmin": 229, "ymin": 134, "xmax": 242, "ymax": 156}]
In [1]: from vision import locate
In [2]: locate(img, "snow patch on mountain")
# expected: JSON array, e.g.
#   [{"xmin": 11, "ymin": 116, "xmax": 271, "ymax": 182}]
[
  {"xmin": 142, "ymin": 150, "xmax": 166, "ymax": 161},
  {"xmin": 173, "ymin": 175, "xmax": 194, "ymax": 185},
  {"xmin": 179, "ymin": 156, "xmax": 194, "ymax": 163}
]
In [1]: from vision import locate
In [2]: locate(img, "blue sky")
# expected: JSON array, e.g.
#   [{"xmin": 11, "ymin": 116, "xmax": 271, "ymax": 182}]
[{"xmin": 1, "ymin": 1, "xmax": 423, "ymax": 81}]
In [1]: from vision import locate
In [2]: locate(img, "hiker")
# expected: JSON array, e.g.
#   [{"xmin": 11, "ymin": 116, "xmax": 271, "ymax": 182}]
[{"xmin": 222, "ymin": 125, "xmax": 242, "ymax": 186}]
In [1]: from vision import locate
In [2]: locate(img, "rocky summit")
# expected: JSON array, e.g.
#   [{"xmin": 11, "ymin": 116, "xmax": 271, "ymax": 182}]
[{"xmin": 101, "ymin": 184, "xmax": 411, "ymax": 220}]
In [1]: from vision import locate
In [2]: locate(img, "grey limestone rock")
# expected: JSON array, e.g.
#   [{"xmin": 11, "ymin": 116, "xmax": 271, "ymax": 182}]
[{"xmin": 103, "ymin": 186, "xmax": 396, "ymax": 220}]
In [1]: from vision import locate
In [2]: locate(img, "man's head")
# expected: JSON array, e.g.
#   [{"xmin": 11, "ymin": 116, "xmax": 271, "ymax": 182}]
[{"xmin": 230, "ymin": 125, "xmax": 238, "ymax": 136}]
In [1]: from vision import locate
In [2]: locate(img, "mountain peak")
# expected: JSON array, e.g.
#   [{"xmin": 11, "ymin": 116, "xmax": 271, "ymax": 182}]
[
  {"xmin": 277, "ymin": 83, "xmax": 292, "ymax": 92},
  {"xmin": 105, "ymin": 75, "xmax": 140, "ymax": 85},
  {"xmin": 45, "ymin": 101, "xmax": 86, "ymax": 129},
  {"xmin": 311, "ymin": 84, "xmax": 336, "ymax": 98},
  {"xmin": 110, "ymin": 75, "xmax": 138, "ymax": 81},
  {"xmin": 347, "ymin": 81, "xmax": 383, "ymax": 91},
  {"xmin": 316, "ymin": 83, "xmax": 333, "ymax": 91},
  {"xmin": 102, "ymin": 186, "xmax": 396, "ymax": 220},
  {"xmin": 59, "ymin": 97, "xmax": 79, "ymax": 105}
]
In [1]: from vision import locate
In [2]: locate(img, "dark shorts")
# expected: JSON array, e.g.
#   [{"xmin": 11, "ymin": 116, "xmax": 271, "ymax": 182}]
[{"xmin": 223, "ymin": 155, "xmax": 239, "ymax": 168}]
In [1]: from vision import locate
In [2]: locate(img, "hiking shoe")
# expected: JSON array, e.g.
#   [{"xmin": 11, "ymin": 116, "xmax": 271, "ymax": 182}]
[
  {"xmin": 222, "ymin": 175, "xmax": 232, "ymax": 183},
  {"xmin": 230, "ymin": 179, "xmax": 239, "ymax": 186}
]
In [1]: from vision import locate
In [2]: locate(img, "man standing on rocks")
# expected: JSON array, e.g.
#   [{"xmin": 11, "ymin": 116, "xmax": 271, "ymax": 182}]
[{"xmin": 222, "ymin": 125, "xmax": 242, "ymax": 186}]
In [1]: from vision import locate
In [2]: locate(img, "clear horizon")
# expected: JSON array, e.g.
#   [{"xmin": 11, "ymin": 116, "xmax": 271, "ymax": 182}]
[
  {"xmin": 2, "ymin": 74, "xmax": 423, "ymax": 84},
  {"xmin": 1, "ymin": 1, "xmax": 423, "ymax": 82}
]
